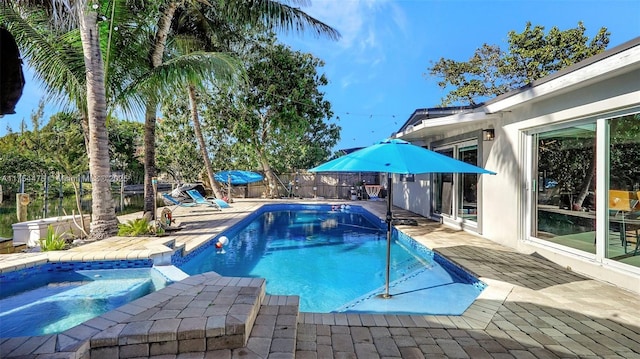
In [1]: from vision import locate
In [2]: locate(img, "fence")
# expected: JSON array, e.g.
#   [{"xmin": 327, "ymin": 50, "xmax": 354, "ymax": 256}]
[
  {"xmin": 230, "ymin": 172, "xmax": 383, "ymax": 200},
  {"xmin": 1, "ymin": 171, "xmax": 384, "ymax": 203}
]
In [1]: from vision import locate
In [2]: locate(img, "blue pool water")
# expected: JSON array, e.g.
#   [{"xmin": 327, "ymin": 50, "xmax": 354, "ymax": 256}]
[
  {"xmin": 0, "ymin": 267, "xmax": 170, "ymax": 337},
  {"xmin": 178, "ymin": 204, "xmax": 484, "ymax": 314}
]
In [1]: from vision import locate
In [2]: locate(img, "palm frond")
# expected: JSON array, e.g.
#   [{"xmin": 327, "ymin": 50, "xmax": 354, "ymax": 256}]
[
  {"xmin": 0, "ymin": 5, "xmax": 87, "ymax": 111},
  {"xmin": 3, "ymin": 0, "xmax": 80, "ymax": 31},
  {"xmin": 221, "ymin": 0, "xmax": 340, "ymax": 40},
  {"xmin": 115, "ymin": 51, "xmax": 241, "ymax": 114}
]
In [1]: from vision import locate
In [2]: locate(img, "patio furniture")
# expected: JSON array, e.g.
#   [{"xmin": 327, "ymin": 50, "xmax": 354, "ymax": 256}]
[
  {"xmin": 186, "ymin": 190, "xmax": 223, "ymax": 210},
  {"xmin": 538, "ymin": 204, "xmax": 640, "ymax": 255},
  {"xmin": 609, "ymin": 190, "xmax": 640, "ymax": 254},
  {"xmin": 161, "ymin": 193, "xmax": 197, "ymax": 209}
]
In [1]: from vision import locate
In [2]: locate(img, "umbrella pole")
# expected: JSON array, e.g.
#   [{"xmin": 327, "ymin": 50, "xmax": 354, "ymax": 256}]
[{"xmin": 383, "ymin": 174, "xmax": 393, "ymax": 299}]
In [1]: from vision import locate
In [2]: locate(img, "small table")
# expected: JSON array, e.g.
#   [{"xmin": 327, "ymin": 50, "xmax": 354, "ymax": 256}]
[{"xmin": 539, "ymin": 205, "xmax": 639, "ymax": 254}]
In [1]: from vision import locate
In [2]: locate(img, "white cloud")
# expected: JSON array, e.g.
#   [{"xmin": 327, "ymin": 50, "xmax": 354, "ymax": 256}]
[
  {"xmin": 340, "ymin": 74, "xmax": 354, "ymax": 89},
  {"xmin": 297, "ymin": 1, "xmax": 407, "ymax": 84},
  {"xmin": 302, "ymin": 0, "xmax": 400, "ymax": 52},
  {"xmin": 388, "ymin": 2, "xmax": 408, "ymax": 35}
]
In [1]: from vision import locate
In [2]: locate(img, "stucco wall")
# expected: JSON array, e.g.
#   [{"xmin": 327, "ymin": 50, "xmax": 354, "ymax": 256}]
[
  {"xmin": 393, "ymin": 173, "xmax": 431, "ymax": 218},
  {"xmin": 396, "ymin": 57, "xmax": 640, "ymax": 292},
  {"xmin": 482, "ymin": 68, "xmax": 640, "ymax": 246}
]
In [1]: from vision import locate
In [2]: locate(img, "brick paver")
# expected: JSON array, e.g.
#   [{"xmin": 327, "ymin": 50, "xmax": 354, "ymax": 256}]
[
  {"xmin": 292, "ymin": 203, "xmax": 640, "ymax": 359},
  {"xmin": 1, "ymin": 199, "xmax": 639, "ymax": 358}
]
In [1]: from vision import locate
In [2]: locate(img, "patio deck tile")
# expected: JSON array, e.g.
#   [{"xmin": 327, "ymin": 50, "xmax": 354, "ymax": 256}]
[{"xmin": 1, "ymin": 199, "xmax": 639, "ymax": 358}]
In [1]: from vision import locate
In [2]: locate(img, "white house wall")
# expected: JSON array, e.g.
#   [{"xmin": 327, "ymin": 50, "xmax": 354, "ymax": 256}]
[
  {"xmin": 396, "ymin": 49, "xmax": 640, "ymax": 292},
  {"xmin": 393, "ymin": 173, "xmax": 431, "ymax": 218},
  {"xmin": 436, "ymin": 65, "xmax": 640, "ymax": 250}
]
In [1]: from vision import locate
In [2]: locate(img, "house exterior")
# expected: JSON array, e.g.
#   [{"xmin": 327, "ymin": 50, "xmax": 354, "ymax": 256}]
[{"xmin": 393, "ymin": 37, "xmax": 640, "ymax": 293}]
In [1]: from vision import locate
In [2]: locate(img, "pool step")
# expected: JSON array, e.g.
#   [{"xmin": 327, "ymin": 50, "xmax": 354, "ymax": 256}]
[
  {"xmin": 241, "ymin": 295, "xmax": 300, "ymax": 358},
  {"xmin": 89, "ymin": 272, "xmax": 266, "ymax": 358},
  {"xmin": 0, "ymin": 273, "xmax": 302, "ymax": 358}
]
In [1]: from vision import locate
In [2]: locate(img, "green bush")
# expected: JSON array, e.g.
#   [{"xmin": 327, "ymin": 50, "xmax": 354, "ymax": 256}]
[
  {"xmin": 117, "ymin": 218, "xmax": 154, "ymax": 236},
  {"xmin": 39, "ymin": 225, "xmax": 68, "ymax": 251},
  {"xmin": 117, "ymin": 218, "xmax": 166, "ymax": 237}
]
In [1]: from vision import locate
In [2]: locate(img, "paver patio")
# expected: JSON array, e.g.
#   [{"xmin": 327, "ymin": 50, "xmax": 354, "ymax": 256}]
[{"xmin": 1, "ymin": 199, "xmax": 639, "ymax": 358}]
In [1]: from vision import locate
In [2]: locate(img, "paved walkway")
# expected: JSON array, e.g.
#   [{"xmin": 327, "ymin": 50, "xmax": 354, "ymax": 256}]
[{"xmin": 1, "ymin": 199, "xmax": 639, "ymax": 358}]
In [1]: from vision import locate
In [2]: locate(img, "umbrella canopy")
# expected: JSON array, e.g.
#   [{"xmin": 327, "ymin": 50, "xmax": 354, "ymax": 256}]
[
  {"xmin": 214, "ymin": 170, "xmax": 264, "ymax": 185},
  {"xmin": 309, "ymin": 138, "xmax": 496, "ymax": 175},
  {"xmin": 309, "ymin": 138, "xmax": 496, "ymax": 298}
]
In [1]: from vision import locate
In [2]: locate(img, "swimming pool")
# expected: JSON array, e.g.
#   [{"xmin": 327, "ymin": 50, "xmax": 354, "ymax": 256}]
[
  {"xmin": 0, "ymin": 266, "xmax": 171, "ymax": 337},
  {"xmin": 177, "ymin": 204, "xmax": 484, "ymax": 314}
]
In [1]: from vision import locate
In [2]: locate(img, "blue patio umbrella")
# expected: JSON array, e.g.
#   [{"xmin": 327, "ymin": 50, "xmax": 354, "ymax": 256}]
[
  {"xmin": 214, "ymin": 170, "xmax": 264, "ymax": 185},
  {"xmin": 309, "ymin": 138, "xmax": 496, "ymax": 298}
]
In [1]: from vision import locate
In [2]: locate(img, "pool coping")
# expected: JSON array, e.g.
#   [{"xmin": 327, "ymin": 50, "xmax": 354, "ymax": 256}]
[{"xmin": 0, "ymin": 199, "xmax": 513, "ymax": 358}]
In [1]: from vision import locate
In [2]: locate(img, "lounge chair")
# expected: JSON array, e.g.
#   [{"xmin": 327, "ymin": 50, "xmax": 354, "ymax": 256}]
[
  {"xmin": 186, "ymin": 190, "xmax": 224, "ymax": 209},
  {"xmin": 161, "ymin": 193, "xmax": 197, "ymax": 209},
  {"xmin": 211, "ymin": 197, "xmax": 231, "ymax": 209}
]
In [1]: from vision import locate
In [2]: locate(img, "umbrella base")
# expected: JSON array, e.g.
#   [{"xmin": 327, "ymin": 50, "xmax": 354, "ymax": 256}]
[{"xmin": 377, "ymin": 293, "xmax": 393, "ymax": 299}]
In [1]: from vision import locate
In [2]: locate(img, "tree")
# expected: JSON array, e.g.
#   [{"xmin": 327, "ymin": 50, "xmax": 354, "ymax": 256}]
[
  {"xmin": 426, "ymin": 22, "xmax": 610, "ymax": 106},
  {"xmin": 108, "ymin": 119, "xmax": 144, "ymax": 183},
  {"xmin": 165, "ymin": 0, "xmax": 339, "ymax": 200},
  {"xmin": 157, "ymin": 100, "xmax": 210, "ymax": 184},
  {"xmin": 40, "ymin": 112, "xmax": 90, "ymax": 236},
  {"xmin": 209, "ymin": 34, "xmax": 339, "ymax": 197},
  {"xmin": 2, "ymin": 1, "xmax": 118, "ymax": 239}
]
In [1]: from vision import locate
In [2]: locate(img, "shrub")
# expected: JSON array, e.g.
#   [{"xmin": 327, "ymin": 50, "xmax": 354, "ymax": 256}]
[
  {"xmin": 117, "ymin": 218, "xmax": 154, "ymax": 236},
  {"xmin": 39, "ymin": 225, "xmax": 68, "ymax": 251},
  {"xmin": 117, "ymin": 218, "xmax": 165, "ymax": 237}
]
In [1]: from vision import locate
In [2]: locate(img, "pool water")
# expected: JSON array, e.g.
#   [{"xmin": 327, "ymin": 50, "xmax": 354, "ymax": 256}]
[
  {"xmin": 0, "ymin": 268, "xmax": 169, "ymax": 337},
  {"xmin": 179, "ymin": 205, "xmax": 484, "ymax": 314}
]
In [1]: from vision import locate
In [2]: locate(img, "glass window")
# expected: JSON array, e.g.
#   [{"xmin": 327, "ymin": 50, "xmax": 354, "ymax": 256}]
[
  {"xmin": 531, "ymin": 113, "xmax": 640, "ymax": 269},
  {"xmin": 606, "ymin": 114, "xmax": 640, "ymax": 267},
  {"xmin": 434, "ymin": 148, "xmax": 454, "ymax": 216},
  {"xmin": 458, "ymin": 145, "xmax": 478, "ymax": 222},
  {"xmin": 532, "ymin": 122, "xmax": 597, "ymax": 254},
  {"xmin": 433, "ymin": 142, "xmax": 479, "ymax": 225}
]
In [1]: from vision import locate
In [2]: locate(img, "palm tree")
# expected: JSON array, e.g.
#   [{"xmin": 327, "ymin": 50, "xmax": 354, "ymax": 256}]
[
  {"xmin": 77, "ymin": 1, "xmax": 118, "ymax": 238},
  {"xmin": 1, "ymin": 1, "xmax": 118, "ymax": 239},
  {"xmin": 131, "ymin": 0, "xmax": 239, "ymax": 215},
  {"xmin": 166, "ymin": 0, "xmax": 340, "ymax": 201}
]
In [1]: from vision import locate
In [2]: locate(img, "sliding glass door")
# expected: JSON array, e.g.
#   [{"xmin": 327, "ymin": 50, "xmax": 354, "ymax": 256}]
[
  {"xmin": 528, "ymin": 111, "xmax": 640, "ymax": 269},
  {"xmin": 434, "ymin": 148, "xmax": 454, "ymax": 216},
  {"xmin": 433, "ymin": 140, "xmax": 479, "ymax": 227},
  {"xmin": 458, "ymin": 144, "xmax": 479, "ymax": 222}
]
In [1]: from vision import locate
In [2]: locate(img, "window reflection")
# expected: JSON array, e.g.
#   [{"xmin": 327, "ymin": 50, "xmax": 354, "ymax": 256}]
[
  {"xmin": 532, "ymin": 113, "xmax": 640, "ymax": 268},
  {"xmin": 458, "ymin": 145, "xmax": 478, "ymax": 222},
  {"xmin": 534, "ymin": 123, "xmax": 597, "ymax": 253},
  {"xmin": 607, "ymin": 114, "xmax": 640, "ymax": 266}
]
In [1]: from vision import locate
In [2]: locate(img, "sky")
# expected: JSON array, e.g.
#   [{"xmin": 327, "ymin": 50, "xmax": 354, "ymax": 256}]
[{"xmin": 3, "ymin": 0, "xmax": 640, "ymax": 152}]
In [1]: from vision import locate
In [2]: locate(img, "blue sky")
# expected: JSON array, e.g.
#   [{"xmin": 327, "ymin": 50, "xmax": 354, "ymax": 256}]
[{"xmin": 4, "ymin": 0, "xmax": 640, "ymax": 152}]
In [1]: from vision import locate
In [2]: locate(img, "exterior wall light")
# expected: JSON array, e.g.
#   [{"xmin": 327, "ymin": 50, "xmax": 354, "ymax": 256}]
[{"xmin": 483, "ymin": 129, "xmax": 495, "ymax": 141}]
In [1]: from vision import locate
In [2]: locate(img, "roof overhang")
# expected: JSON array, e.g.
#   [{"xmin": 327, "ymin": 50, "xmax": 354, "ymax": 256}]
[{"xmin": 394, "ymin": 109, "xmax": 500, "ymax": 141}]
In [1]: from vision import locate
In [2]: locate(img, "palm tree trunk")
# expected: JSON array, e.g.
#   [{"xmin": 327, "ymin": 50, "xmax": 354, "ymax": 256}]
[
  {"xmin": 77, "ymin": 3, "xmax": 118, "ymax": 239},
  {"xmin": 187, "ymin": 84, "xmax": 224, "ymax": 198},
  {"xmin": 143, "ymin": 103, "xmax": 157, "ymax": 216},
  {"xmin": 142, "ymin": 1, "xmax": 182, "ymax": 216}
]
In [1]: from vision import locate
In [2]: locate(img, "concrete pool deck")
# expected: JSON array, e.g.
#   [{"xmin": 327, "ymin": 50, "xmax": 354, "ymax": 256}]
[{"xmin": 1, "ymin": 198, "xmax": 639, "ymax": 358}]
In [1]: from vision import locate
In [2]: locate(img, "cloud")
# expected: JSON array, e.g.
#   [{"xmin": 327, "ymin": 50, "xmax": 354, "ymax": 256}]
[
  {"xmin": 301, "ymin": 0, "xmax": 401, "ymax": 52},
  {"xmin": 294, "ymin": 0, "xmax": 408, "ymax": 86}
]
